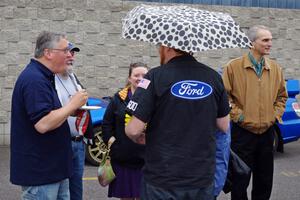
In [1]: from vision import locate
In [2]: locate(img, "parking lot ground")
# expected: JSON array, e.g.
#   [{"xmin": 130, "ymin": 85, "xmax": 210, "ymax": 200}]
[{"xmin": 2, "ymin": 140, "xmax": 300, "ymax": 199}]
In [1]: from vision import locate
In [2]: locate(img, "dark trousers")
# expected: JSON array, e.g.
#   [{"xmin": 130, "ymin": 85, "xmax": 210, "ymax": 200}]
[
  {"xmin": 230, "ymin": 123, "xmax": 274, "ymax": 200},
  {"xmin": 141, "ymin": 177, "xmax": 214, "ymax": 200}
]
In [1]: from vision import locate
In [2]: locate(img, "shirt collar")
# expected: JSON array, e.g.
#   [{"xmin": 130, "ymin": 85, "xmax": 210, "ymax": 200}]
[
  {"xmin": 248, "ymin": 52, "xmax": 264, "ymax": 67},
  {"xmin": 243, "ymin": 53, "xmax": 271, "ymax": 70},
  {"xmin": 30, "ymin": 58, "xmax": 55, "ymax": 86},
  {"xmin": 166, "ymin": 54, "xmax": 197, "ymax": 65}
]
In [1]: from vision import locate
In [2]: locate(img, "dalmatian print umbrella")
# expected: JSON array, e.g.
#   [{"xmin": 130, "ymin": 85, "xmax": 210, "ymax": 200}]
[{"xmin": 122, "ymin": 5, "xmax": 251, "ymax": 53}]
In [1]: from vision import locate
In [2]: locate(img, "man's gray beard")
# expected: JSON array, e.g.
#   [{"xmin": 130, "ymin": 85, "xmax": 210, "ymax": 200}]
[{"xmin": 66, "ymin": 64, "xmax": 73, "ymax": 74}]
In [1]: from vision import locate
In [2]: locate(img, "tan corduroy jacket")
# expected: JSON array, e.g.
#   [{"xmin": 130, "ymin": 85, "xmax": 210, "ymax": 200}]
[{"xmin": 222, "ymin": 53, "xmax": 288, "ymax": 134}]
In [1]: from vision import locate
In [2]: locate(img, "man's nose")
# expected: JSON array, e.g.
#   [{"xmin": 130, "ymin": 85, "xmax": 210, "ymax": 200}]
[
  {"xmin": 267, "ymin": 40, "xmax": 272, "ymax": 46},
  {"xmin": 66, "ymin": 50, "xmax": 73, "ymax": 57}
]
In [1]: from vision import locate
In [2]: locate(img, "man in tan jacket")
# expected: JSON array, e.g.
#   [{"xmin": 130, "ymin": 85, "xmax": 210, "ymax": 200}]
[{"xmin": 222, "ymin": 25, "xmax": 287, "ymax": 200}]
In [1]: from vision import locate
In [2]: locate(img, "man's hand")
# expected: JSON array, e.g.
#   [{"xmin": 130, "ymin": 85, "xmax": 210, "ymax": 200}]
[
  {"xmin": 125, "ymin": 116, "xmax": 146, "ymax": 144},
  {"xmin": 136, "ymin": 133, "xmax": 146, "ymax": 145},
  {"xmin": 68, "ymin": 89, "xmax": 88, "ymax": 111},
  {"xmin": 216, "ymin": 114, "xmax": 230, "ymax": 133},
  {"xmin": 35, "ymin": 90, "xmax": 88, "ymax": 134}
]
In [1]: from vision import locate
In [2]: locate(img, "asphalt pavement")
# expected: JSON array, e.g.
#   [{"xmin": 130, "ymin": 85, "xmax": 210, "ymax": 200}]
[{"xmin": 1, "ymin": 141, "xmax": 300, "ymax": 199}]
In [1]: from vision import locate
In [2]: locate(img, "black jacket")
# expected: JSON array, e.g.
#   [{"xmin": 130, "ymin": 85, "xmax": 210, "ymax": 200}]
[{"xmin": 102, "ymin": 87, "xmax": 145, "ymax": 169}]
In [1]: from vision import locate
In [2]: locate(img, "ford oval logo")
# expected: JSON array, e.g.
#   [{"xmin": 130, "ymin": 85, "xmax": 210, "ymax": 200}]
[{"xmin": 171, "ymin": 80, "xmax": 213, "ymax": 100}]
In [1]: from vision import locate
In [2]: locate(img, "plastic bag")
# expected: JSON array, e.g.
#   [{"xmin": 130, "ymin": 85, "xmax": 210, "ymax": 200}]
[{"xmin": 97, "ymin": 153, "xmax": 116, "ymax": 187}]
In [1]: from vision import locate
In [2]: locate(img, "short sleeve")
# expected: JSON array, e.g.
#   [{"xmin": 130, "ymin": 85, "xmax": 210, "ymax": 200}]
[
  {"xmin": 23, "ymin": 79, "xmax": 55, "ymax": 124},
  {"xmin": 216, "ymin": 77, "xmax": 231, "ymax": 118},
  {"xmin": 126, "ymin": 71, "xmax": 156, "ymax": 123}
]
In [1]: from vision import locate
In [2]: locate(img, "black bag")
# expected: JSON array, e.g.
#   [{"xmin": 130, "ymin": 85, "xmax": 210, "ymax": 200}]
[{"xmin": 223, "ymin": 149, "xmax": 251, "ymax": 194}]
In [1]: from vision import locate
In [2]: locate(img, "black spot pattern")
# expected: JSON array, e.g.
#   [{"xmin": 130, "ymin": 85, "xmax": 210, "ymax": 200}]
[{"xmin": 122, "ymin": 5, "xmax": 250, "ymax": 52}]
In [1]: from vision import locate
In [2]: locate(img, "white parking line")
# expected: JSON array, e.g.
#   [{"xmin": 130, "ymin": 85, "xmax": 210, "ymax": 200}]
[{"xmin": 280, "ymin": 171, "xmax": 300, "ymax": 177}]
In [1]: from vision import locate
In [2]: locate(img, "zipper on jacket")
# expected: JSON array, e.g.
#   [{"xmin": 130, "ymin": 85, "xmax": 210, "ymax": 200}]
[{"xmin": 258, "ymin": 78, "xmax": 262, "ymax": 133}]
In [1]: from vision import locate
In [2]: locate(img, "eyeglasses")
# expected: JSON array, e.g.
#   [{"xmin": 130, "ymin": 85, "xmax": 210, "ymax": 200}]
[{"xmin": 50, "ymin": 48, "xmax": 71, "ymax": 54}]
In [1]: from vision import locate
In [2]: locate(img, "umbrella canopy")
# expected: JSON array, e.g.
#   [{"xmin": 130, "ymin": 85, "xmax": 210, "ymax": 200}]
[{"xmin": 122, "ymin": 5, "xmax": 251, "ymax": 53}]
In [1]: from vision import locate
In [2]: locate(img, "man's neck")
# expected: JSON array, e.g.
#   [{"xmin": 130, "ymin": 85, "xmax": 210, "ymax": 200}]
[
  {"xmin": 250, "ymin": 49, "xmax": 263, "ymax": 62},
  {"xmin": 59, "ymin": 66, "xmax": 72, "ymax": 78},
  {"xmin": 57, "ymin": 71, "xmax": 69, "ymax": 79},
  {"xmin": 35, "ymin": 57, "xmax": 55, "ymax": 73},
  {"xmin": 163, "ymin": 52, "xmax": 186, "ymax": 64}
]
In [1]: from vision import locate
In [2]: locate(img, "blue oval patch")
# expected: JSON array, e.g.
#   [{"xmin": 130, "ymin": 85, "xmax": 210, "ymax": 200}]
[{"xmin": 171, "ymin": 80, "xmax": 213, "ymax": 100}]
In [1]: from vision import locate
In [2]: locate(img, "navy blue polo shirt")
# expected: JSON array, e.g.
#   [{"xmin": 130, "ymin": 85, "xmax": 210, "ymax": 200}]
[
  {"xmin": 127, "ymin": 55, "xmax": 230, "ymax": 189},
  {"xmin": 10, "ymin": 59, "xmax": 72, "ymax": 186}
]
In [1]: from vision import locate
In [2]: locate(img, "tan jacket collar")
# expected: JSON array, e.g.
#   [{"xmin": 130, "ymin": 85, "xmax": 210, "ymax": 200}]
[{"xmin": 242, "ymin": 53, "xmax": 271, "ymax": 70}]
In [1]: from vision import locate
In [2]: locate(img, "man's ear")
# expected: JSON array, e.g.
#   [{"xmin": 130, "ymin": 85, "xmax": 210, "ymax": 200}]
[
  {"xmin": 166, "ymin": 46, "xmax": 173, "ymax": 52},
  {"xmin": 43, "ymin": 49, "xmax": 52, "ymax": 59},
  {"xmin": 167, "ymin": 47, "xmax": 178, "ymax": 55}
]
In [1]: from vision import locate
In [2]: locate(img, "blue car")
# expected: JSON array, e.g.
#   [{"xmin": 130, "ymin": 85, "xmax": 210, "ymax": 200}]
[
  {"xmin": 275, "ymin": 79, "xmax": 300, "ymax": 152},
  {"xmin": 85, "ymin": 80, "xmax": 300, "ymax": 165},
  {"xmin": 85, "ymin": 97, "xmax": 110, "ymax": 165}
]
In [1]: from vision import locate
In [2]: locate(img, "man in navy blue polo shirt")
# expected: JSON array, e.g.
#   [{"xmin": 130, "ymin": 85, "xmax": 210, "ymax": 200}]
[
  {"xmin": 10, "ymin": 31, "xmax": 88, "ymax": 199},
  {"xmin": 125, "ymin": 45, "xmax": 230, "ymax": 200}
]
